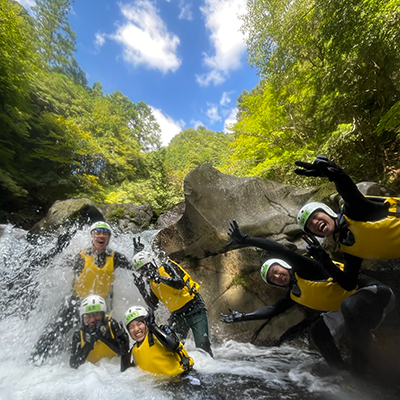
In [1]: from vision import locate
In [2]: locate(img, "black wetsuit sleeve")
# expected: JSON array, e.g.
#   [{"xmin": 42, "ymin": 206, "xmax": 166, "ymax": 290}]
[
  {"xmin": 114, "ymin": 251, "xmax": 132, "ymax": 270},
  {"xmin": 97, "ymin": 319, "xmax": 130, "ymax": 356},
  {"xmin": 69, "ymin": 330, "xmax": 93, "ymax": 369},
  {"xmin": 72, "ymin": 252, "xmax": 85, "ymax": 276},
  {"xmin": 133, "ymin": 274, "xmax": 159, "ymax": 309},
  {"xmin": 120, "ymin": 347, "xmax": 134, "ymax": 372},
  {"xmin": 149, "ymin": 324, "xmax": 181, "ymax": 352},
  {"xmin": 333, "ymin": 171, "xmax": 388, "ymax": 221},
  {"xmin": 157, "ymin": 261, "xmax": 186, "ymax": 289},
  {"xmin": 242, "ymin": 236, "xmax": 330, "ymax": 281},
  {"xmin": 241, "ymin": 294, "xmax": 295, "ymax": 322}
]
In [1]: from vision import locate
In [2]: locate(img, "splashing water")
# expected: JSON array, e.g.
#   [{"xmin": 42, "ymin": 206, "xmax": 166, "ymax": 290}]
[{"xmin": 0, "ymin": 224, "xmax": 399, "ymax": 400}]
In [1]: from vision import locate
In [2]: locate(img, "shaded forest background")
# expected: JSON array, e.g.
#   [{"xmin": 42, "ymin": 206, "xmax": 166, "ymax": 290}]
[{"xmin": 1, "ymin": 0, "xmax": 400, "ymax": 228}]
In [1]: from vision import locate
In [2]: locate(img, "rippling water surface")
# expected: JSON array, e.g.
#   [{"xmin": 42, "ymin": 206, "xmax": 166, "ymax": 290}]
[{"xmin": 0, "ymin": 224, "xmax": 399, "ymax": 400}]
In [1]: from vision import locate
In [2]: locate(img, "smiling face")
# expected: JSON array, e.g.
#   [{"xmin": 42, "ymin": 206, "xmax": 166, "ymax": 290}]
[
  {"xmin": 83, "ymin": 311, "xmax": 104, "ymax": 328},
  {"xmin": 127, "ymin": 319, "xmax": 148, "ymax": 343},
  {"xmin": 306, "ymin": 211, "xmax": 336, "ymax": 237},
  {"xmin": 91, "ymin": 229, "xmax": 110, "ymax": 253},
  {"xmin": 267, "ymin": 264, "xmax": 291, "ymax": 287}
]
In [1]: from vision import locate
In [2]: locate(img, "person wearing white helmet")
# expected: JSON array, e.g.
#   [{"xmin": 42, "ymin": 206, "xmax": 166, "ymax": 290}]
[
  {"xmin": 131, "ymin": 239, "xmax": 213, "ymax": 357},
  {"xmin": 295, "ymin": 155, "xmax": 400, "ymax": 274},
  {"xmin": 120, "ymin": 305, "xmax": 194, "ymax": 376},
  {"xmin": 31, "ymin": 220, "xmax": 136, "ymax": 365},
  {"xmin": 69, "ymin": 295, "xmax": 129, "ymax": 369},
  {"xmin": 220, "ymin": 220, "xmax": 395, "ymax": 375}
]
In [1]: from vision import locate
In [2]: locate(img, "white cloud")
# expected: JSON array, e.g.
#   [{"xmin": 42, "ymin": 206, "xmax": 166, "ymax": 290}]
[
  {"xmin": 197, "ymin": 0, "xmax": 247, "ymax": 86},
  {"xmin": 150, "ymin": 106, "xmax": 185, "ymax": 146},
  {"xmin": 111, "ymin": 1, "xmax": 181, "ymax": 73},
  {"xmin": 223, "ymin": 107, "xmax": 238, "ymax": 132},
  {"xmin": 178, "ymin": 0, "xmax": 193, "ymax": 20},
  {"xmin": 206, "ymin": 104, "xmax": 222, "ymax": 123},
  {"xmin": 15, "ymin": 0, "xmax": 35, "ymax": 10},
  {"xmin": 220, "ymin": 91, "xmax": 232, "ymax": 106},
  {"xmin": 94, "ymin": 32, "xmax": 106, "ymax": 48},
  {"xmin": 190, "ymin": 119, "xmax": 205, "ymax": 129}
]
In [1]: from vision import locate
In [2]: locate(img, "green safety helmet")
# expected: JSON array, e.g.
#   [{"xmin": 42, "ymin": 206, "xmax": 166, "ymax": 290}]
[
  {"xmin": 124, "ymin": 306, "xmax": 148, "ymax": 328},
  {"xmin": 297, "ymin": 202, "xmax": 337, "ymax": 233},
  {"xmin": 132, "ymin": 251, "xmax": 154, "ymax": 271},
  {"xmin": 260, "ymin": 258, "xmax": 292, "ymax": 287},
  {"xmin": 89, "ymin": 221, "xmax": 112, "ymax": 236},
  {"xmin": 80, "ymin": 295, "xmax": 107, "ymax": 318}
]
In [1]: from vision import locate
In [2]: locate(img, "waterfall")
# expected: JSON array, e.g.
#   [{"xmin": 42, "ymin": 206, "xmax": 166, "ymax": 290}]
[{"xmin": 0, "ymin": 224, "xmax": 398, "ymax": 400}]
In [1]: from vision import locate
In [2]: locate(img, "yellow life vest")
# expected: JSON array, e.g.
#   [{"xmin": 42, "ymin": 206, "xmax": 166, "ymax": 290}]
[
  {"xmin": 150, "ymin": 260, "xmax": 200, "ymax": 312},
  {"xmin": 131, "ymin": 332, "xmax": 194, "ymax": 376},
  {"xmin": 290, "ymin": 263, "xmax": 358, "ymax": 311},
  {"xmin": 74, "ymin": 250, "xmax": 115, "ymax": 298},
  {"xmin": 80, "ymin": 316, "xmax": 118, "ymax": 364},
  {"xmin": 340, "ymin": 197, "xmax": 400, "ymax": 259}
]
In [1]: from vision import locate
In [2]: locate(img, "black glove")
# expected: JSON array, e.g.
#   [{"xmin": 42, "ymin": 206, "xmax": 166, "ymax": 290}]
[
  {"xmin": 83, "ymin": 325, "xmax": 99, "ymax": 348},
  {"xmin": 227, "ymin": 220, "xmax": 248, "ymax": 246},
  {"xmin": 115, "ymin": 322, "xmax": 130, "ymax": 354},
  {"xmin": 302, "ymin": 234, "xmax": 331, "ymax": 263},
  {"xmin": 220, "ymin": 309, "xmax": 246, "ymax": 323},
  {"xmin": 294, "ymin": 155, "xmax": 343, "ymax": 181},
  {"xmin": 146, "ymin": 309, "xmax": 157, "ymax": 332},
  {"xmin": 133, "ymin": 237, "xmax": 145, "ymax": 255}
]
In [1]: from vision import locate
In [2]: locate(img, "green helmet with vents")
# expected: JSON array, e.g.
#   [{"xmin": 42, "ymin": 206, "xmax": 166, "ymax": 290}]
[
  {"xmin": 124, "ymin": 306, "xmax": 148, "ymax": 328},
  {"xmin": 297, "ymin": 202, "xmax": 337, "ymax": 232},
  {"xmin": 80, "ymin": 295, "xmax": 107, "ymax": 318},
  {"xmin": 260, "ymin": 258, "xmax": 292, "ymax": 286}
]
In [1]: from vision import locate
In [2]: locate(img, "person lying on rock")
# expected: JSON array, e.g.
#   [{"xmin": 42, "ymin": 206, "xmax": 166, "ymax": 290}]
[
  {"xmin": 70, "ymin": 295, "xmax": 129, "ymax": 369},
  {"xmin": 295, "ymin": 155, "xmax": 400, "ymax": 278},
  {"xmin": 30, "ymin": 221, "xmax": 137, "ymax": 365},
  {"xmin": 131, "ymin": 238, "xmax": 213, "ymax": 357},
  {"xmin": 220, "ymin": 220, "xmax": 394, "ymax": 375},
  {"xmin": 120, "ymin": 305, "xmax": 195, "ymax": 377}
]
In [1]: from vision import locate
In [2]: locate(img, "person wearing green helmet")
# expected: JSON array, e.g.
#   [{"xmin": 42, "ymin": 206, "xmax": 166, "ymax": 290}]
[
  {"xmin": 30, "ymin": 221, "xmax": 136, "ymax": 365},
  {"xmin": 69, "ymin": 295, "xmax": 129, "ymax": 369},
  {"xmin": 295, "ymin": 155, "xmax": 400, "ymax": 277},
  {"xmin": 131, "ymin": 240, "xmax": 213, "ymax": 358},
  {"xmin": 120, "ymin": 305, "xmax": 194, "ymax": 376},
  {"xmin": 220, "ymin": 220, "xmax": 394, "ymax": 375}
]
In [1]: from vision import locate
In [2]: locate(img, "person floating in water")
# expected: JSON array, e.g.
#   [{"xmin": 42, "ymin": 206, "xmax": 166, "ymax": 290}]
[
  {"xmin": 69, "ymin": 294, "xmax": 129, "ymax": 369},
  {"xmin": 131, "ymin": 238, "xmax": 213, "ymax": 357},
  {"xmin": 31, "ymin": 221, "xmax": 135, "ymax": 364},
  {"xmin": 120, "ymin": 305, "xmax": 194, "ymax": 376},
  {"xmin": 295, "ymin": 155, "xmax": 400, "ymax": 276},
  {"xmin": 220, "ymin": 220, "xmax": 394, "ymax": 374}
]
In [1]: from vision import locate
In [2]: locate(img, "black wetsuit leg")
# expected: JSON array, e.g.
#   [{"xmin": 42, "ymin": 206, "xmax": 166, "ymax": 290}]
[
  {"xmin": 309, "ymin": 317, "xmax": 346, "ymax": 369},
  {"xmin": 341, "ymin": 284, "xmax": 393, "ymax": 374},
  {"xmin": 30, "ymin": 294, "xmax": 80, "ymax": 363}
]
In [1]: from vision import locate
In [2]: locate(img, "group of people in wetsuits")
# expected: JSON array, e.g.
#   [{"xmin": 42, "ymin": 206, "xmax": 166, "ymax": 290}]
[{"xmin": 30, "ymin": 156, "xmax": 397, "ymax": 379}]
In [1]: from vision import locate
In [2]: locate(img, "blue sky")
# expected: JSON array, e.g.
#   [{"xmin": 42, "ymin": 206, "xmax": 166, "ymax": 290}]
[{"xmin": 17, "ymin": 0, "xmax": 260, "ymax": 146}]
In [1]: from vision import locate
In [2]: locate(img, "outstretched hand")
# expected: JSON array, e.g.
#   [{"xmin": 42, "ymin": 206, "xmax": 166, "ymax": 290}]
[
  {"xmin": 294, "ymin": 155, "xmax": 343, "ymax": 181},
  {"xmin": 133, "ymin": 237, "xmax": 145, "ymax": 255},
  {"xmin": 302, "ymin": 234, "xmax": 330, "ymax": 263},
  {"xmin": 220, "ymin": 308, "xmax": 245, "ymax": 323},
  {"xmin": 227, "ymin": 220, "xmax": 248, "ymax": 246}
]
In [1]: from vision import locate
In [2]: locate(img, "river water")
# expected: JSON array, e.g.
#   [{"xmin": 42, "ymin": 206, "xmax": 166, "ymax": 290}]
[{"xmin": 0, "ymin": 223, "xmax": 399, "ymax": 400}]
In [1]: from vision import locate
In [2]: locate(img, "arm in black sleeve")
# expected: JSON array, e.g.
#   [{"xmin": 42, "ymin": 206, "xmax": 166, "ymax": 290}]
[
  {"xmin": 133, "ymin": 274, "xmax": 159, "ymax": 310},
  {"xmin": 120, "ymin": 348, "xmax": 134, "ymax": 372},
  {"xmin": 69, "ymin": 330, "xmax": 93, "ymax": 369},
  {"xmin": 96, "ymin": 319, "xmax": 130, "ymax": 356},
  {"xmin": 114, "ymin": 251, "xmax": 132, "ymax": 270},
  {"xmin": 149, "ymin": 324, "xmax": 181, "ymax": 352},
  {"xmin": 241, "ymin": 295, "xmax": 295, "ymax": 322},
  {"xmin": 156, "ymin": 261, "xmax": 185, "ymax": 289}
]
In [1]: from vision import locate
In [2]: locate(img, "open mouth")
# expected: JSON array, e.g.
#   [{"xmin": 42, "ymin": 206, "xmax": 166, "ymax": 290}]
[{"xmin": 317, "ymin": 221, "xmax": 327, "ymax": 233}]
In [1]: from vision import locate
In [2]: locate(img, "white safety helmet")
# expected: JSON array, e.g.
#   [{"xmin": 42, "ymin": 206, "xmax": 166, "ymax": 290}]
[
  {"xmin": 89, "ymin": 221, "xmax": 112, "ymax": 236},
  {"xmin": 260, "ymin": 258, "xmax": 292, "ymax": 286},
  {"xmin": 132, "ymin": 251, "xmax": 154, "ymax": 271},
  {"xmin": 80, "ymin": 295, "xmax": 107, "ymax": 318},
  {"xmin": 297, "ymin": 202, "xmax": 337, "ymax": 232},
  {"xmin": 124, "ymin": 306, "xmax": 148, "ymax": 328}
]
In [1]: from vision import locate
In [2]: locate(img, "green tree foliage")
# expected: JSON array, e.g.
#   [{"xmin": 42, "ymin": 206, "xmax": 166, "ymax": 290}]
[
  {"xmin": 32, "ymin": 0, "xmax": 87, "ymax": 85},
  {"xmin": 236, "ymin": 0, "xmax": 400, "ymax": 184}
]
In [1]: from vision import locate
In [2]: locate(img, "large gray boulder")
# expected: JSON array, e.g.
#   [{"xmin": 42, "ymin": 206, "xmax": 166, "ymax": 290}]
[{"xmin": 154, "ymin": 164, "xmax": 313, "ymax": 259}]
